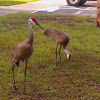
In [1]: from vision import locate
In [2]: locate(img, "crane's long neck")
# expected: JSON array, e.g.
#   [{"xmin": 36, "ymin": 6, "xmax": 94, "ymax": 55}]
[
  {"xmin": 28, "ymin": 20, "xmax": 33, "ymax": 45},
  {"xmin": 63, "ymin": 47, "xmax": 70, "ymax": 55}
]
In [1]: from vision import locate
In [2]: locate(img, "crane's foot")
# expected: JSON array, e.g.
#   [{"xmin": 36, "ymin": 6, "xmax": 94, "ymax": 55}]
[
  {"xmin": 23, "ymin": 86, "xmax": 27, "ymax": 95},
  {"xmin": 59, "ymin": 61, "xmax": 61, "ymax": 66},
  {"xmin": 57, "ymin": 64, "xmax": 62, "ymax": 67},
  {"xmin": 23, "ymin": 90, "xmax": 28, "ymax": 95},
  {"xmin": 23, "ymin": 92, "xmax": 27, "ymax": 95},
  {"xmin": 56, "ymin": 64, "xmax": 58, "ymax": 67},
  {"xmin": 56, "ymin": 62, "xmax": 62, "ymax": 67},
  {"xmin": 56, "ymin": 62, "xmax": 58, "ymax": 67},
  {"xmin": 14, "ymin": 86, "xmax": 19, "ymax": 92}
]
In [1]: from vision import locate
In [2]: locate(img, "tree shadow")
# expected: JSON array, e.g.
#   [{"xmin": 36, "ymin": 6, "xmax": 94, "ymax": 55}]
[
  {"xmin": 81, "ymin": 1, "xmax": 97, "ymax": 7},
  {"xmin": 82, "ymin": 4, "xmax": 96, "ymax": 7}
]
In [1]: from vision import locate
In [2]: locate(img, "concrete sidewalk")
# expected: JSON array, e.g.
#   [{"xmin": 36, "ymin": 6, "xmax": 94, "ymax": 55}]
[{"xmin": 0, "ymin": 0, "xmax": 66, "ymax": 16}]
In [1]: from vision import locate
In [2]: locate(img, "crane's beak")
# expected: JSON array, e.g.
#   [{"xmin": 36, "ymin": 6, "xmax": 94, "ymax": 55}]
[{"xmin": 35, "ymin": 21, "xmax": 44, "ymax": 30}]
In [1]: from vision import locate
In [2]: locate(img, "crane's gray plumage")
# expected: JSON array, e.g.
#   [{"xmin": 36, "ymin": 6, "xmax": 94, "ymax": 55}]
[
  {"xmin": 44, "ymin": 28, "xmax": 71, "ymax": 66},
  {"xmin": 11, "ymin": 17, "xmax": 43, "ymax": 93}
]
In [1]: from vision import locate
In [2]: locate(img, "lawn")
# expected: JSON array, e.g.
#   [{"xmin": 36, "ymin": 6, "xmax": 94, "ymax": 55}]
[
  {"xmin": 0, "ymin": 0, "xmax": 37, "ymax": 6},
  {"xmin": 0, "ymin": 12, "xmax": 100, "ymax": 99}
]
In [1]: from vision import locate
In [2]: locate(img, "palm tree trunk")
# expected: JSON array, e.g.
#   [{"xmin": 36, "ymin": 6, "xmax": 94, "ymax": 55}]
[{"xmin": 97, "ymin": 0, "xmax": 100, "ymax": 27}]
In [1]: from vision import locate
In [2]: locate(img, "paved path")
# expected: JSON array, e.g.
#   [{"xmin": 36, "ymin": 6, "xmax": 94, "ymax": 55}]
[
  {"xmin": 0, "ymin": 0, "xmax": 97, "ymax": 16},
  {"xmin": 37, "ymin": 1, "xmax": 97, "ymax": 17},
  {"xmin": 0, "ymin": 0, "xmax": 66, "ymax": 16},
  {"xmin": 39, "ymin": 4, "xmax": 97, "ymax": 17}
]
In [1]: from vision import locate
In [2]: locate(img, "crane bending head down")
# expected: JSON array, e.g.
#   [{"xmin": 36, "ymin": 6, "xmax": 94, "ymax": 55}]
[
  {"xmin": 63, "ymin": 48, "xmax": 71, "ymax": 64},
  {"xmin": 44, "ymin": 28, "xmax": 71, "ymax": 66}
]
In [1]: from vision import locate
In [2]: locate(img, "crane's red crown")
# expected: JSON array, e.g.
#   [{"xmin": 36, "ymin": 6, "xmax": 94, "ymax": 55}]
[{"xmin": 30, "ymin": 17, "xmax": 36, "ymax": 22}]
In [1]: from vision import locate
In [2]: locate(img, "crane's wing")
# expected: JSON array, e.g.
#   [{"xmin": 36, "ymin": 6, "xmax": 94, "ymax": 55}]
[{"xmin": 44, "ymin": 28, "xmax": 69, "ymax": 41}]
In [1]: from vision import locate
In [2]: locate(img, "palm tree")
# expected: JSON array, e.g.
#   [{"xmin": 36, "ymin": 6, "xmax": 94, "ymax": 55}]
[{"xmin": 97, "ymin": 0, "xmax": 100, "ymax": 28}]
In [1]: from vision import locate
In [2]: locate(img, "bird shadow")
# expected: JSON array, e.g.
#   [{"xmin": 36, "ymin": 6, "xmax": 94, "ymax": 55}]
[
  {"xmin": 56, "ymin": 62, "xmax": 70, "ymax": 68},
  {"xmin": 12, "ymin": 90, "xmax": 30, "ymax": 95}
]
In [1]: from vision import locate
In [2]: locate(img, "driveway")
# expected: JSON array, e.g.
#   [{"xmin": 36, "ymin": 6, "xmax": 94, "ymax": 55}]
[
  {"xmin": 0, "ymin": 0, "xmax": 97, "ymax": 17},
  {"xmin": 37, "ymin": 1, "xmax": 97, "ymax": 17}
]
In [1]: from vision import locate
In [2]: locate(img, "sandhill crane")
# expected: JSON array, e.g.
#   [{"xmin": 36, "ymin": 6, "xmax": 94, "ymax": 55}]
[
  {"xmin": 11, "ymin": 17, "xmax": 43, "ymax": 93},
  {"xmin": 44, "ymin": 28, "xmax": 71, "ymax": 66}
]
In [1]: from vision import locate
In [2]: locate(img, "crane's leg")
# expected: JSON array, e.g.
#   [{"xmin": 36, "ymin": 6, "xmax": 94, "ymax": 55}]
[
  {"xmin": 59, "ymin": 45, "xmax": 61, "ymax": 66},
  {"xmin": 12, "ymin": 63, "xmax": 17, "ymax": 91},
  {"xmin": 56, "ymin": 45, "xmax": 58, "ymax": 67},
  {"xmin": 24, "ymin": 59, "xmax": 28, "ymax": 94}
]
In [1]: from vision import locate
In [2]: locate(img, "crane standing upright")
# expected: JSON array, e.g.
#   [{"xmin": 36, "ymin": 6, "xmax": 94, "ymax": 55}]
[
  {"xmin": 11, "ymin": 17, "xmax": 43, "ymax": 93},
  {"xmin": 44, "ymin": 28, "xmax": 71, "ymax": 66}
]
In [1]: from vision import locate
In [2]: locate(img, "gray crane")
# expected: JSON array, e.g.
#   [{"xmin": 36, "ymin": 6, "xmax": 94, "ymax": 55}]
[
  {"xmin": 11, "ymin": 17, "xmax": 43, "ymax": 93},
  {"xmin": 44, "ymin": 28, "xmax": 71, "ymax": 66}
]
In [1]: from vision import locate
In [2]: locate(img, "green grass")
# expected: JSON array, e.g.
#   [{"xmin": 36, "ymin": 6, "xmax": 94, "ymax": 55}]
[
  {"xmin": 0, "ymin": 12, "xmax": 100, "ymax": 99},
  {"xmin": 0, "ymin": 0, "xmax": 37, "ymax": 6}
]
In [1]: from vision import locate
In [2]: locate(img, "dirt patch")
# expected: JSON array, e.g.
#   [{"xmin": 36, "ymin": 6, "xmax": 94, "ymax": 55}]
[
  {"xmin": 36, "ymin": 16, "xmax": 95, "ymax": 23},
  {"xmin": 2, "ymin": 16, "xmax": 96, "ymax": 31}
]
